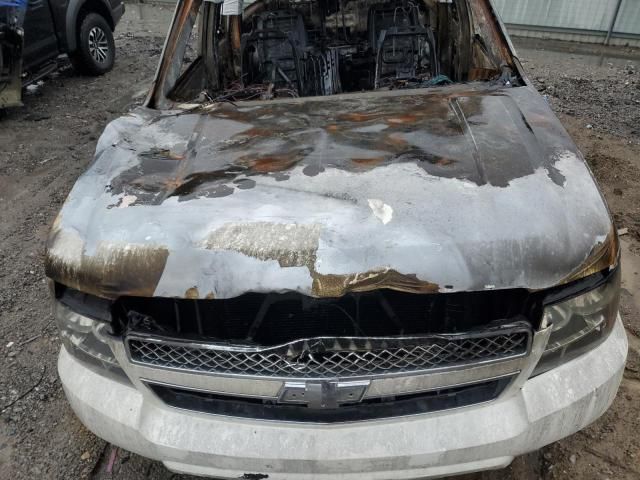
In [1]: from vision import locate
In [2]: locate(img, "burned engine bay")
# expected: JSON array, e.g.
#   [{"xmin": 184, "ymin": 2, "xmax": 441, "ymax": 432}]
[{"xmin": 166, "ymin": 0, "xmax": 519, "ymax": 103}]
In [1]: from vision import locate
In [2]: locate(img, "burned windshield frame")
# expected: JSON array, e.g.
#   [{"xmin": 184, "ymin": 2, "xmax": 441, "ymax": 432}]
[{"xmin": 147, "ymin": 0, "xmax": 522, "ymax": 109}]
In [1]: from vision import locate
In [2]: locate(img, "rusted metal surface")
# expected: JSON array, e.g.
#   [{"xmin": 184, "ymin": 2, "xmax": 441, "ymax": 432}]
[
  {"xmin": 146, "ymin": 0, "xmax": 201, "ymax": 109},
  {"xmin": 468, "ymin": 0, "xmax": 515, "ymax": 74},
  {"xmin": 45, "ymin": 82, "xmax": 616, "ymax": 300},
  {"xmin": 230, "ymin": 15, "xmax": 241, "ymax": 51}
]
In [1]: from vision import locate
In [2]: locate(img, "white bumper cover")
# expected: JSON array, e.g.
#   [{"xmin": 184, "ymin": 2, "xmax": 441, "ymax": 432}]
[{"xmin": 59, "ymin": 318, "xmax": 628, "ymax": 479}]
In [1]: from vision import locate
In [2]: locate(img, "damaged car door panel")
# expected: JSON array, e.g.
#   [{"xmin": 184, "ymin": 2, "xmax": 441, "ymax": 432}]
[{"xmin": 46, "ymin": 0, "xmax": 627, "ymax": 478}]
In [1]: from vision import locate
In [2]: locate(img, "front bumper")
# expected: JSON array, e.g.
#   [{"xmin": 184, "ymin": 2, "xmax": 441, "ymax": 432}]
[{"xmin": 59, "ymin": 317, "xmax": 627, "ymax": 479}]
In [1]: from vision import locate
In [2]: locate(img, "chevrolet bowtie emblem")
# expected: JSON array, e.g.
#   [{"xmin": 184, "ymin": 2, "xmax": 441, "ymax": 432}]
[{"xmin": 278, "ymin": 380, "xmax": 370, "ymax": 409}]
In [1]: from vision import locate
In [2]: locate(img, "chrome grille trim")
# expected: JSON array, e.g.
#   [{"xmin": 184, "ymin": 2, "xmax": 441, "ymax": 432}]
[{"xmin": 125, "ymin": 322, "xmax": 531, "ymax": 380}]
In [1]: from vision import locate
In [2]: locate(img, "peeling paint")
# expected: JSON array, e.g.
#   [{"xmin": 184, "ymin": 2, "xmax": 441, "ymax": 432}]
[
  {"xmin": 185, "ymin": 287, "xmax": 200, "ymax": 299},
  {"xmin": 45, "ymin": 229, "xmax": 169, "ymax": 299},
  {"xmin": 367, "ymin": 199, "xmax": 393, "ymax": 225},
  {"xmin": 111, "ymin": 86, "xmax": 579, "ymax": 207},
  {"xmin": 45, "ymin": 85, "xmax": 616, "ymax": 300},
  {"xmin": 201, "ymin": 222, "xmax": 321, "ymax": 268},
  {"xmin": 312, "ymin": 268, "xmax": 439, "ymax": 297},
  {"xmin": 119, "ymin": 195, "xmax": 138, "ymax": 208}
]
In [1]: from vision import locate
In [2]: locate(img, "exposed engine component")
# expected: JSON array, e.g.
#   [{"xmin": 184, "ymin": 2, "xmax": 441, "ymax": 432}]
[{"xmin": 227, "ymin": 0, "xmax": 439, "ymax": 100}]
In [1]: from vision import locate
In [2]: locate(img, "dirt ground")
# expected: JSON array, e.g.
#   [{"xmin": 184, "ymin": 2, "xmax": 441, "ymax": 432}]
[{"xmin": 1, "ymin": 4, "xmax": 639, "ymax": 479}]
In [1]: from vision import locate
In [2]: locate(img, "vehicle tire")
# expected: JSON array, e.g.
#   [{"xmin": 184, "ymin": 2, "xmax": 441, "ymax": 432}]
[{"xmin": 69, "ymin": 13, "xmax": 115, "ymax": 76}]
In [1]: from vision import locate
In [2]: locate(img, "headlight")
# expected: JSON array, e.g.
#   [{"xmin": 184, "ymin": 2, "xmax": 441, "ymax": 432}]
[
  {"xmin": 53, "ymin": 286, "xmax": 127, "ymax": 380},
  {"xmin": 532, "ymin": 268, "xmax": 620, "ymax": 377}
]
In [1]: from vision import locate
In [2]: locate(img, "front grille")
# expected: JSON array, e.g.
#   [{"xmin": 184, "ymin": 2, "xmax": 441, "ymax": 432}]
[{"xmin": 126, "ymin": 322, "xmax": 530, "ymax": 378}]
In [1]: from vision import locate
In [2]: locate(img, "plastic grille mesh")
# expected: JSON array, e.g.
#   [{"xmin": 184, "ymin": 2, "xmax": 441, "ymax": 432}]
[{"xmin": 127, "ymin": 330, "xmax": 529, "ymax": 378}]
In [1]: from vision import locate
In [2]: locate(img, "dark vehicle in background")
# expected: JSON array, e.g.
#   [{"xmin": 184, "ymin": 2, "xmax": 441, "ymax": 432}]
[{"xmin": 0, "ymin": 0, "xmax": 124, "ymax": 108}]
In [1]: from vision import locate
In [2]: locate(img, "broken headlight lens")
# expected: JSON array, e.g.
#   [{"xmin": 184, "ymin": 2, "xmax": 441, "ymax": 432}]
[
  {"xmin": 53, "ymin": 287, "xmax": 126, "ymax": 379},
  {"xmin": 532, "ymin": 268, "xmax": 620, "ymax": 377}
]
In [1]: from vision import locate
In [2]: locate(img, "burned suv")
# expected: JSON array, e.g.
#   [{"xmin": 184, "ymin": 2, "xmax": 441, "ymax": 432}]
[{"xmin": 46, "ymin": 0, "xmax": 627, "ymax": 478}]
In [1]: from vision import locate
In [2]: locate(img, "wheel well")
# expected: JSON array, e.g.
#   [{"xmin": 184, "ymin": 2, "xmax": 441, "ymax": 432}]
[{"xmin": 76, "ymin": 0, "xmax": 115, "ymax": 33}]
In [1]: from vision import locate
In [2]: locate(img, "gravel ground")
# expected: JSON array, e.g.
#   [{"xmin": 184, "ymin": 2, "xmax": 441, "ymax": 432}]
[
  {"xmin": 0, "ymin": 6, "xmax": 639, "ymax": 479},
  {"xmin": 517, "ymin": 38, "xmax": 640, "ymax": 142}
]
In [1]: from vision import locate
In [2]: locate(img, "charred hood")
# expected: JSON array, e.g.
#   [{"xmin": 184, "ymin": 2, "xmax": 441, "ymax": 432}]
[{"xmin": 46, "ymin": 84, "xmax": 616, "ymax": 299}]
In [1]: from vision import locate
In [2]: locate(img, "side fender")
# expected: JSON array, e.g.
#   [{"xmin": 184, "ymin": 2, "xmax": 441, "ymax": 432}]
[{"xmin": 65, "ymin": 0, "xmax": 114, "ymax": 52}]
